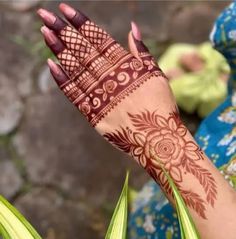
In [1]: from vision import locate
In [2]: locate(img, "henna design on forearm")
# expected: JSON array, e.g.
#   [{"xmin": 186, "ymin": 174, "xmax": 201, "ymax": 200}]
[{"xmin": 104, "ymin": 110, "xmax": 217, "ymax": 219}]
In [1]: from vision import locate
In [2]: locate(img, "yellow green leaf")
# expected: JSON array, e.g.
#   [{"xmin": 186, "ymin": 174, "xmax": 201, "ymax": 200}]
[
  {"xmin": 105, "ymin": 172, "xmax": 129, "ymax": 239},
  {"xmin": 0, "ymin": 195, "xmax": 42, "ymax": 239}
]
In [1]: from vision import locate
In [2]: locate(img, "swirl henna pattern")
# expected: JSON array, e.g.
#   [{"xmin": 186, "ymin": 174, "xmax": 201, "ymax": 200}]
[
  {"xmin": 38, "ymin": 3, "xmax": 218, "ymax": 221},
  {"xmin": 104, "ymin": 110, "xmax": 217, "ymax": 219}
]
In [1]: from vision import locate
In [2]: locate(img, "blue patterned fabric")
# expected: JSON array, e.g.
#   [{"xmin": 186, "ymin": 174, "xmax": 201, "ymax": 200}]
[
  {"xmin": 210, "ymin": 1, "xmax": 236, "ymax": 94},
  {"xmin": 195, "ymin": 93, "xmax": 236, "ymax": 168},
  {"xmin": 128, "ymin": 2, "xmax": 236, "ymax": 238}
]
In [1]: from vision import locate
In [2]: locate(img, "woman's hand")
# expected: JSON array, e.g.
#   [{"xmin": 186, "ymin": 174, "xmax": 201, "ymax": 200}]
[
  {"xmin": 37, "ymin": 2, "xmax": 188, "ymax": 202},
  {"xmin": 37, "ymin": 4, "xmax": 175, "ymax": 126},
  {"xmin": 38, "ymin": 4, "xmax": 236, "ymax": 239}
]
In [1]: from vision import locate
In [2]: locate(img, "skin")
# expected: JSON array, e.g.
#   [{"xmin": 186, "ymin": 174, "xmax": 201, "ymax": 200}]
[{"xmin": 37, "ymin": 3, "xmax": 236, "ymax": 238}]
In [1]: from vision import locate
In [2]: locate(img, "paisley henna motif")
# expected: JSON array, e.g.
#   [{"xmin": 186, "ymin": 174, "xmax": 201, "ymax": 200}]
[{"xmin": 104, "ymin": 110, "xmax": 217, "ymax": 219}]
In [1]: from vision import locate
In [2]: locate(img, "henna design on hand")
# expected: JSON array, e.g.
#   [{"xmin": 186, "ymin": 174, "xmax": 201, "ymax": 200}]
[
  {"xmin": 104, "ymin": 110, "xmax": 217, "ymax": 219},
  {"xmin": 38, "ymin": 5, "xmax": 164, "ymax": 127},
  {"xmin": 38, "ymin": 4, "xmax": 217, "ymax": 220}
]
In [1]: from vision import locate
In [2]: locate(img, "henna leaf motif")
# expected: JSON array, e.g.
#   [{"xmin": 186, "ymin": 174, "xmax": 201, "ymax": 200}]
[
  {"xmin": 104, "ymin": 128, "xmax": 134, "ymax": 153},
  {"xmin": 180, "ymin": 189, "xmax": 207, "ymax": 219},
  {"xmin": 128, "ymin": 110, "xmax": 161, "ymax": 132},
  {"xmin": 152, "ymin": 164, "xmax": 207, "ymax": 219},
  {"xmin": 168, "ymin": 117, "xmax": 178, "ymax": 131},
  {"xmin": 185, "ymin": 142, "xmax": 199, "ymax": 151},
  {"xmin": 182, "ymin": 160, "xmax": 217, "ymax": 207},
  {"xmin": 170, "ymin": 166, "xmax": 182, "ymax": 182},
  {"xmin": 104, "ymin": 128, "xmax": 147, "ymax": 167},
  {"xmin": 177, "ymin": 126, "xmax": 187, "ymax": 137},
  {"xmin": 120, "ymin": 62, "xmax": 129, "ymax": 69}
]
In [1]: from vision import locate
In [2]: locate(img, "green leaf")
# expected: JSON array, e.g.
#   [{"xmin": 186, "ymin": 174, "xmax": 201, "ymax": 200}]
[
  {"xmin": 150, "ymin": 150, "xmax": 200, "ymax": 239},
  {"xmin": 0, "ymin": 195, "xmax": 42, "ymax": 239},
  {"xmin": 105, "ymin": 172, "xmax": 129, "ymax": 239}
]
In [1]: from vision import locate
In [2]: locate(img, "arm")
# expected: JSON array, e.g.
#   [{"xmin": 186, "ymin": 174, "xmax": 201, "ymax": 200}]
[{"xmin": 37, "ymin": 4, "xmax": 236, "ymax": 238}]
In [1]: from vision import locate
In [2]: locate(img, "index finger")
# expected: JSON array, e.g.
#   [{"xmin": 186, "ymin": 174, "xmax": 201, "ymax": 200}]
[{"xmin": 59, "ymin": 3, "xmax": 130, "ymax": 64}]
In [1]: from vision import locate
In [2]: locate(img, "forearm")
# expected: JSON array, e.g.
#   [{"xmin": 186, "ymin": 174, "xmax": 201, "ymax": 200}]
[
  {"xmin": 169, "ymin": 132, "xmax": 236, "ymax": 239},
  {"xmin": 99, "ymin": 76, "xmax": 236, "ymax": 239}
]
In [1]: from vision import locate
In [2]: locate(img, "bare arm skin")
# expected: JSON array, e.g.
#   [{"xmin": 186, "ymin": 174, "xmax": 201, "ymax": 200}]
[{"xmin": 37, "ymin": 4, "xmax": 236, "ymax": 238}]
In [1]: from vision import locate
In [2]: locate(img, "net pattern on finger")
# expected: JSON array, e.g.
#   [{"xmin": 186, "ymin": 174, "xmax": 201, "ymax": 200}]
[
  {"xmin": 80, "ymin": 21, "xmax": 129, "ymax": 64},
  {"xmin": 58, "ymin": 49, "xmax": 81, "ymax": 76},
  {"xmin": 59, "ymin": 26, "xmax": 114, "ymax": 77},
  {"xmin": 60, "ymin": 26, "xmax": 97, "ymax": 62},
  {"xmin": 80, "ymin": 21, "xmax": 109, "ymax": 48}
]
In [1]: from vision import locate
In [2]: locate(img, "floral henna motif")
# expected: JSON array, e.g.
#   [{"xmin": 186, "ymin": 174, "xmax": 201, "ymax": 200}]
[{"xmin": 104, "ymin": 110, "xmax": 217, "ymax": 219}]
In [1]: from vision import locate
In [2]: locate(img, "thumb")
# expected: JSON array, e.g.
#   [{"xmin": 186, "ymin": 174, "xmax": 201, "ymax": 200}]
[{"xmin": 128, "ymin": 21, "xmax": 152, "ymax": 61}]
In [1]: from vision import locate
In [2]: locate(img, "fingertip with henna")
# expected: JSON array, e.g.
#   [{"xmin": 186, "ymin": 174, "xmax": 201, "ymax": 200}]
[
  {"xmin": 37, "ymin": 8, "xmax": 56, "ymax": 25},
  {"xmin": 37, "ymin": 8, "xmax": 66, "ymax": 32},
  {"xmin": 41, "ymin": 26, "xmax": 65, "ymax": 55},
  {"xmin": 59, "ymin": 2, "xmax": 88, "ymax": 29},
  {"xmin": 130, "ymin": 21, "xmax": 149, "ymax": 53},
  {"xmin": 47, "ymin": 59, "xmax": 69, "ymax": 86},
  {"xmin": 47, "ymin": 59, "xmax": 60, "ymax": 75},
  {"xmin": 41, "ymin": 26, "xmax": 56, "ymax": 44},
  {"xmin": 41, "ymin": 26, "xmax": 51, "ymax": 36}
]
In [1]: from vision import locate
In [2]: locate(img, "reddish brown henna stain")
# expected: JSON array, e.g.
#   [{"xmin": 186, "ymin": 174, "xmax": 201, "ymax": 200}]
[{"xmin": 104, "ymin": 110, "xmax": 217, "ymax": 219}]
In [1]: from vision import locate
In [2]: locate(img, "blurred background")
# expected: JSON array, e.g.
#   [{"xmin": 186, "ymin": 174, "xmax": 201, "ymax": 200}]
[{"xmin": 0, "ymin": 1, "xmax": 230, "ymax": 239}]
